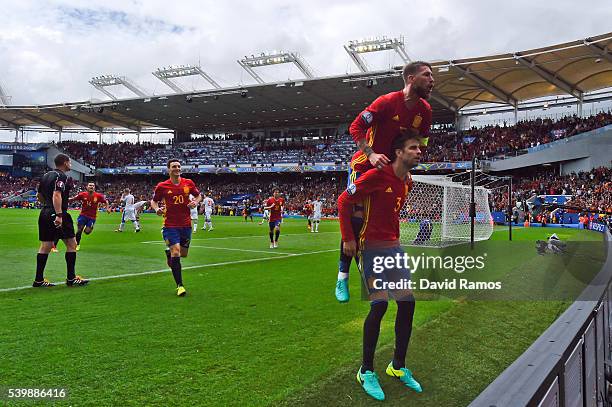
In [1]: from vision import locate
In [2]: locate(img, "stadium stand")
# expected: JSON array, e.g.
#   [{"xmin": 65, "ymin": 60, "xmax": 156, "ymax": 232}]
[
  {"xmin": 51, "ymin": 111, "xmax": 612, "ymax": 169},
  {"xmin": 0, "ymin": 173, "xmax": 37, "ymax": 200}
]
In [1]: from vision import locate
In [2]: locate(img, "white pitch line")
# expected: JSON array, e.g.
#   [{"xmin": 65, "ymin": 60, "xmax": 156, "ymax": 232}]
[
  {"xmin": 189, "ymin": 245, "xmax": 296, "ymax": 256},
  {"xmin": 141, "ymin": 242, "xmax": 296, "ymax": 255},
  {"xmin": 139, "ymin": 231, "xmax": 340, "ymax": 244},
  {"xmin": 0, "ymin": 249, "xmax": 337, "ymax": 293}
]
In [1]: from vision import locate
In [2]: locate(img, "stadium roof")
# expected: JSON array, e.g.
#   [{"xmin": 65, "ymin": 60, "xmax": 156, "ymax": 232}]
[{"xmin": 0, "ymin": 32, "xmax": 610, "ymax": 134}]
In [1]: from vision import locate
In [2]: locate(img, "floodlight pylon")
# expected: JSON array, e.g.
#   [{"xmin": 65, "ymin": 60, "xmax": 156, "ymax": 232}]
[
  {"xmin": 152, "ymin": 65, "xmax": 220, "ymax": 92},
  {"xmin": 0, "ymin": 81, "xmax": 11, "ymax": 106},
  {"xmin": 344, "ymin": 36, "xmax": 411, "ymax": 73},
  {"xmin": 89, "ymin": 75, "xmax": 148, "ymax": 100},
  {"xmin": 238, "ymin": 51, "xmax": 314, "ymax": 84}
]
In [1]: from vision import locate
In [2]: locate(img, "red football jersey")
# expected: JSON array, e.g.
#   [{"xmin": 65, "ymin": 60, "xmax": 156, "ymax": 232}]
[
  {"xmin": 266, "ymin": 197, "xmax": 284, "ymax": 222},
  {"xmin": 303, "ymin": 203, "xmax": 313, "ymax": 216},
  {"xmin": 338, "ymin": 165, "xmax": 412, "ymax": 245},
  {"xmin": 349, "ymin": 91, "xmax": 431, "ymax": 173},
  {"xmin": 75, "ymin": 191, "xmax": 106, "ymax": 219},
  {"xmin": 152, "ymin": 178, "xmax": 200, "ymax": 228}
]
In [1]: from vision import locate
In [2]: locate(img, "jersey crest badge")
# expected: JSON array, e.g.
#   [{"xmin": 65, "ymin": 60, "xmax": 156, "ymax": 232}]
[
  {"xmin": 361, "ymin": 111, "xmax": 373, "ymax": 124},
  {"xmin": 412, "ymin": 114, "xmax": 422, "ymax": 128},
  {"xmin": 183, "ymin": 186, "xmax": 190, "ymax": 194},
  {"xmin": 392, "ymin": 115, "xmax": 400, "ymax": 121},
  {"xmin": 385, "ymin": 187, "xmax": 393, "ymax": 193},
  {"xmin": 347, "ymin": 184, "xmax": 357, "ymax": 195}
]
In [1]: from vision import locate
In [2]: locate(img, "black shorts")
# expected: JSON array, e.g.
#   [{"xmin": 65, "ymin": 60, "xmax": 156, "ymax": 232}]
[{"xmin": 38, "ymin": 209, "xmax": 75, "ymax": 242}]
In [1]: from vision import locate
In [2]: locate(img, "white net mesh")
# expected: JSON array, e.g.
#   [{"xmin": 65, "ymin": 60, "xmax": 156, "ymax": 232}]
[{"xmin": 399, "ymin": 175, "xmax": 494, "ymax": 247}]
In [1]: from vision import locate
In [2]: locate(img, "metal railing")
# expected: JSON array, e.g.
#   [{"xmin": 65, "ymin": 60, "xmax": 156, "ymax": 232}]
[{"xmin": 470, "ymin": 229, "xmax": 612, "ymax": 407}]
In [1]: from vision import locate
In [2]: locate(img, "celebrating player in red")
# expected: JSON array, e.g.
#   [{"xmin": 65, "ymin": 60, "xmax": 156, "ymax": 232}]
[
  {"xmin": 338, "ymin": 131, "xmax": 422, "ymax": 401},
  {"xmin": 264, "ymin": 188, "xmax": 284, "ymax": 248},
  {"xmin": 150, "ymin": 159, "xmax": 202, "ymax": 297},
  {"xmin": 335, "ymin": 61, "xmax": 434, "ymax": 303},
  {"xmin": 69, "ymin": 182, "xmax": 108, "ymax": 250}
]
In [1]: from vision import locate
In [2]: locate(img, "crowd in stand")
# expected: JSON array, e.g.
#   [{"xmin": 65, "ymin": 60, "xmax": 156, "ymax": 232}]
[
  {"xmin": 425, "ymin": 111, "xmax": 612, "ymax": 162},
  {"xmin": 4, "ymin": 163, "xmax": 610, "ymax": 220},
  {"xmin": 57, "ymin": 141, "xmax": 161, "ymax": 168},
  {"xmin": 0, "ymin": 173, "xmax": 38, "ymax": 200},
  {"xmin": 3, "ymin": 109, "xmax": 612, "ymax": 220},
  {"xmin": 490, "ymin": 166, "xmax": 612, "ymax": 219},
  {"xmin": 49, "ymin": 111, "xmax": 612, "ymax": 168}
]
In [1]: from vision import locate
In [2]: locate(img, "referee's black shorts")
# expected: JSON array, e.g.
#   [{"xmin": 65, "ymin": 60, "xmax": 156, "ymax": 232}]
[{"xmin": 38, "ymin": 208, "xmax": 75, "ymax": 242}]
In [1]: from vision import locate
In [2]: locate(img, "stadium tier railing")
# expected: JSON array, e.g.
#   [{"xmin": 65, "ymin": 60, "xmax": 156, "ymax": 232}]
[{"xmin": 469, "ymin": 228, "xmax": 612, "ymax": 407}]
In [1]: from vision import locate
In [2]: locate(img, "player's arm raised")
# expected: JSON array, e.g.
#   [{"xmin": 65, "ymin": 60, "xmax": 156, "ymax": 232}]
[
  {"xmin": 337, "ymin": 171, "xmax": 381, "ymax": 257},
  {"xmin": 349, "ymin": 96, "xmax": 390, "ymax": 169}
]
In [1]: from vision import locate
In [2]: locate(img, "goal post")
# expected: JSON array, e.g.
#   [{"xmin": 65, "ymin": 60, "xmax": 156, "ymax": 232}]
[{"xmin": 399, "ymin": 174, "xmax": 494, "ymax": 247}]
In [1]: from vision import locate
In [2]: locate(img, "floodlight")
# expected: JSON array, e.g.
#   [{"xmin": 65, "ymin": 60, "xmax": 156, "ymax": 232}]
[
  {"xmin": 344, "ymin": 36, "xmax": 411, "ymax": 73},
  {"xmin": 238, "ymin": 51, "xmax": 314, "ymax": 84},
  {"xmin": 152, "ymin": 64, "xmax": 220, "ymax": 92}
]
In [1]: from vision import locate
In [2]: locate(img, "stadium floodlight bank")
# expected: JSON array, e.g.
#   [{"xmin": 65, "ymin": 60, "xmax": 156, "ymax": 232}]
[{"xmin": 400, "ymin": 174, "xmax": 494, "ymax": 247}]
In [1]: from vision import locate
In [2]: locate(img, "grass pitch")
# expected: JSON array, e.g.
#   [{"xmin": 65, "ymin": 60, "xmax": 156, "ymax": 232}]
[{"xmin": 0, "ymin": 209, "xmax": 605, "ymax": 406}]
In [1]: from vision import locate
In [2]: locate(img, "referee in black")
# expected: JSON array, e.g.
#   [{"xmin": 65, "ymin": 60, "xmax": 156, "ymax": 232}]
[{"xmin": 34, "ymin": 153, "xmax": 88, "ymax": 287}]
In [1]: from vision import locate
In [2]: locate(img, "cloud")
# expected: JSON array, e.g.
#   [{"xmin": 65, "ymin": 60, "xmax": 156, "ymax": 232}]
[{"xmin": 0, "ymin": 0, "xmax": 610, "ymax": 105}]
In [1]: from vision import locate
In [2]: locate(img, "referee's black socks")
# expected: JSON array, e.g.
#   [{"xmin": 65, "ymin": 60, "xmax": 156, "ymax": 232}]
[
  {"xmin": 76, "ymin": 230, "xmax": 82, "ymax": 245},
  {"xmin": 65, "ymin": 252, "xmax": 77, "ymax": 281},
  {"xmin": 35, "ymin": 253, "xmax": 49, "ymax": 281}
]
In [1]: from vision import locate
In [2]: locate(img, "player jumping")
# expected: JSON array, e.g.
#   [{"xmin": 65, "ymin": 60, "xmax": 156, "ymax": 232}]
[
  {"xmin": 68, "ymin": 181, "xmax": 109, "ymax": 250},
  {"xmin": 336, "ymin": 61, "xmax": 433, "ymax": 303},
  {"xmin": 150, "ymin": 159, "xmax": 202, "ymax": 297},
  {"xmin": 264, "ymin": 188, "xmax": 284, "ymax": 248},
  {"xmin": 338, "ymin": 131, "xmax": 422, "ymax": 401}
]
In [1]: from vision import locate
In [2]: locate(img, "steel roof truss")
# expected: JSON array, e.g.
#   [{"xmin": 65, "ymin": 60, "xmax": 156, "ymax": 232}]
[{"xmin": 514, "ymin": 54, "xmax": 583, "ymax": 99}]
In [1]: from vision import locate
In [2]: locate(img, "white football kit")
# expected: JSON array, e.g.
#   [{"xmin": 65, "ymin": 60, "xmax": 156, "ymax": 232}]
[
  {"xmin": 203, "ymin": 197, "xmax": 215, "ymax": 221},
  {"xmin": 312, "ymin": 200, "xmax": 323, "ymax": 221},
  {"xmin": 122, "ymin": 194, "xmax": 137, "ymax": 221}
]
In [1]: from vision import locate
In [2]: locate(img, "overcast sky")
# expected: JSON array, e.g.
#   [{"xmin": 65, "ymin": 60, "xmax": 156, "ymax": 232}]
[{"xmin": 1, "ymin": 0, "xmax": 611, "ymax": 106}]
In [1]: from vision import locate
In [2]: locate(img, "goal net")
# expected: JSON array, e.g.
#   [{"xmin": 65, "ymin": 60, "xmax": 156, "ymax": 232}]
[{"xmin": 399, "ymin": 175, "xmax": 494, "ymax": 247}]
